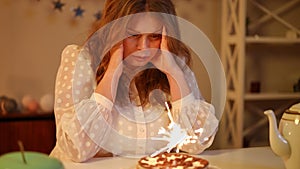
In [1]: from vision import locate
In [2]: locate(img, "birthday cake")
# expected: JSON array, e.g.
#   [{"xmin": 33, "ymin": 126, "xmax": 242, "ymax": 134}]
[{"xmin": 136, "ymin": 152, "xmax": 209, "ymax": 169}]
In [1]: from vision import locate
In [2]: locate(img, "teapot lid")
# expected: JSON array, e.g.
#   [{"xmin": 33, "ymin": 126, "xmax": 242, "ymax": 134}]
[
  {"xmin": 289, "ymin": 103, "xmax": 300, "ymax": 113},
  {"xmin": 282, "ymin": 103, "xmax": 300, "ymax": 121}
]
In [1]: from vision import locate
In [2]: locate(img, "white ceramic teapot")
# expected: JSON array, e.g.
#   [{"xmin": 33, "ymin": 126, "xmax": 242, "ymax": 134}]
[{"xmin": 264, "ymin": 103, "xmax": 300, "ymax": 169}]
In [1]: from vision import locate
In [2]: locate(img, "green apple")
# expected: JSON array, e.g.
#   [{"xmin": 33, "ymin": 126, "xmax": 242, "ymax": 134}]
[{"xmin": 0, "ymin": 151, "xmax": 64, "ymax": 169}]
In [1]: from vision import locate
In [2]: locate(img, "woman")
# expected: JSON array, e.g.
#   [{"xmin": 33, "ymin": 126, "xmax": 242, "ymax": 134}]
[{"xmin": 50, "ymin": 0, "xmax": 218, "ymax": 162}]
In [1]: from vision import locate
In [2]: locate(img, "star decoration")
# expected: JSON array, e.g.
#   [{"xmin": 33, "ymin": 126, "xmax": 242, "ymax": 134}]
[
  {"xmin": 53, "ymin": 0, "xmax": 65, "ymax": 12},
  {"xmin": 94, "ymin": 11, "xmax": 102, "ymax": 20},
  {"xmin": 73, "ymin": 6, "xmax": 85, "ymax": 17}
]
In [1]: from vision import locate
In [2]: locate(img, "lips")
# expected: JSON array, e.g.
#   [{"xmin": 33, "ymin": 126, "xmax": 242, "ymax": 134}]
[{"xmin": 132, "ymin": 55, "xmax": 150, "ymax": 62}]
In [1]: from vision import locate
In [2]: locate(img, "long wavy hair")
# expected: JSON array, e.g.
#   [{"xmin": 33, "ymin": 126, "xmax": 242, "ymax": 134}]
[{"xmin": 88, "ymin": 0, "xmax": 191, "ymax": 107}]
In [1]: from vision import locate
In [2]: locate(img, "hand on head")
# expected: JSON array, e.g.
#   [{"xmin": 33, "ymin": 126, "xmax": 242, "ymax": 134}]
[
  {"xmin": 107, "ymin": 43, "xmax": 124, "ymax": 78},
  {"xmin": 151, "ymin": 26, "xmax": 180, "ymax": 75}
]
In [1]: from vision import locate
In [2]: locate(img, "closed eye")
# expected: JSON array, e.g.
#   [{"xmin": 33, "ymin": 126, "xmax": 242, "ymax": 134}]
[{"xmin": 149, "ymin": 34, "xmax": 162, "ymax": 40}]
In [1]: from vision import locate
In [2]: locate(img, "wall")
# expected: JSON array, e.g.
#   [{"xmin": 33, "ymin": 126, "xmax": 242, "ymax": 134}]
[
  {"xmin": 0, "ymin": 0, "xmax": 221, "ymax": 106},
  {"xmin": 0, "ymin": 0, "xmax": 105, "ymax": 103}
]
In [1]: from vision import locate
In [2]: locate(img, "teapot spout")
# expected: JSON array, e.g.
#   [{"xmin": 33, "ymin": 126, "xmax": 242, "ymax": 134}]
[{"xmin": 264, "ymin": 110, "xmax": 291, "ymax": 158}]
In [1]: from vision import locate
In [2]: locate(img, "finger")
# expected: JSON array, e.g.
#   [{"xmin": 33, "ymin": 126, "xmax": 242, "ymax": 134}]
[
  {"xmin": 111, "ymin": 43, "xmax": 123, "ymax": 56},
  {"xmin": 161, "ymin": 26, "xmax": 168, "ymax": 50},
  {"xmin": 111, "ymin": 42, "xmax": 123, "ymax": 53},
  {"xmin": 115, "ymin": 43, "xmax": 123, "ymax": 54},
  {"xmin": 110, "ymin": 44, "xmax": 123, "ymax": 64},
  {"xmin": 108, "ymin": 43, "xmax": 123, "ymax": 71}
]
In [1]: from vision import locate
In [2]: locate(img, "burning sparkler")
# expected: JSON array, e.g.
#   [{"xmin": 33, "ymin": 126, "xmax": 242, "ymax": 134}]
[{"xmin": 150, "ymin": 102, "xmax": 204, "ymax": 157}]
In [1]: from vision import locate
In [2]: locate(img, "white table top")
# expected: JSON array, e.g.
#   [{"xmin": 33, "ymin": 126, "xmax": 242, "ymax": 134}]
[{"xmin": 62, "ymin": 146, "xmax": 285, "ymax": 169}]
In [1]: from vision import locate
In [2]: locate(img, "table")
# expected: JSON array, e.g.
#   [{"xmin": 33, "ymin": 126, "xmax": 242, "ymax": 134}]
[{"xmin": 62, "ymin": 147, "xmax": 285, "ymax": 169}]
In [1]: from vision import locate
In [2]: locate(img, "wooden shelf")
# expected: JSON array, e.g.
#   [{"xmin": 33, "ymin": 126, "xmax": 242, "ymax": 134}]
[
  {"xmin": 0, "ymin": 112, "xmax": 54, "ymax": 121},
  {"xmin": 0, "ymin": 112, "xmax": 56, "ymax": 155},
  {"xmin": 246, "ymin": 37, "xmax": 300, "ymax": 44},
  {"xmin": 245, "ymin": 92, "xmax": 300, "ymax": 100}
]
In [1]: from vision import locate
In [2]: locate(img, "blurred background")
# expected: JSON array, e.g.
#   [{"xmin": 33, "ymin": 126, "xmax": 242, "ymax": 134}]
[{"xmin": 0, "ymin": 0, "xmax": 299, "ymax": 154}]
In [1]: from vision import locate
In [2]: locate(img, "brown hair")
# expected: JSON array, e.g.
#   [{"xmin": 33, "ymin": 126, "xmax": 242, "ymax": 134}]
[{"xmin": 89, "ymin": 0, "xmax": 191, "ymax": 107}]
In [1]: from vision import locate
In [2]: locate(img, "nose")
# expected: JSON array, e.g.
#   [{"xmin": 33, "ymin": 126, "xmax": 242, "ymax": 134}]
[{"xmin": 137, "ymin": 35, "xmax": 149, "ymax": 50}]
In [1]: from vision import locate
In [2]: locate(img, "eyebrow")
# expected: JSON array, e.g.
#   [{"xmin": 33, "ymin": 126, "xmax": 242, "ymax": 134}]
[{"xmin": 126, "ymin": 28, "xmax": 162, "ymax": 34}]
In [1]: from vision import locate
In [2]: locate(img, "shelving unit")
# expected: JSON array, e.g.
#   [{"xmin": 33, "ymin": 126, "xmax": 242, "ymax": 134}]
[
  {"xmin": 245, "ymin": 37, "xmax": 300, "ymax": 43},
  {"xmin": 220, "ymin": 0, "xmax": 300, "ymax": 148},
  {"xmin": 245, "ymin": 92, "xmax": 300, "ymax": 100}
]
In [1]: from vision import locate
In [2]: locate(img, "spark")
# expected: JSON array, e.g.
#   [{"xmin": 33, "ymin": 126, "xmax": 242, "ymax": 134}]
[
  {"xmin": 165, "ymin": 102, "xmax": 175, "ymax": 129},
  {"xmin": 150, "ymin": 102, "xmax": 203, "ymax": 157}
]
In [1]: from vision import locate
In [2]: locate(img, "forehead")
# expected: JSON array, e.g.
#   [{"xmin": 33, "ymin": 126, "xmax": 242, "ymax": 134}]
[{"xmin": 126, "ymin": 14, "xmax": 163, "ymax": 33}]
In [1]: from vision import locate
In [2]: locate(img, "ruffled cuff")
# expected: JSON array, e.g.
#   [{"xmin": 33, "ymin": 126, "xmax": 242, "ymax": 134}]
[{"xmin": 90, "ymin": 92, "xmax": 113, "ymax": 111}]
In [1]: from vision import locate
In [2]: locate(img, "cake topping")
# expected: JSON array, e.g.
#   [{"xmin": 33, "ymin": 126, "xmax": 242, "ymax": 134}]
[
  {"xmin": 141, "ymin": 157, "xmax": 164, "ymax": 166},
  {"xmin": 137, "ymin": 152, "xmax": 209, "ymax": 169}
]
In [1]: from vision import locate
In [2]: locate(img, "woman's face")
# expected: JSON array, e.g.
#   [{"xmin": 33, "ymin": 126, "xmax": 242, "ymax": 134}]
[{"xmin": 123, "ymin": 14, "xmax": 163, "ymax": 67}]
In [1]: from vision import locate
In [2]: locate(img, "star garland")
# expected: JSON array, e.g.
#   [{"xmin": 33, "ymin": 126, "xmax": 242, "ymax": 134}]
[
  {"xmin": 73, "ymin": 6, "xmax": 85, "ymax": 17},
  {"xmin": 53, "ymin": 0, "xmax": 65, "ymax": 12},
  {"xmin": 94, "ymin": 11, "xmax": 102, "ymax": 21},
  {"xmin": 49, "ymin": 0, "xmax": 103, "ymax": 21}
]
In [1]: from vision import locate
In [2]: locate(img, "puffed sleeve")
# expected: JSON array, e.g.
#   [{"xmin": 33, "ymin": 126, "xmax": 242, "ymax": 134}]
[
  {"xmin": 170, "ymin": 62, "xmax": 219, "ymax": 154},
  {"xmin": 49, "ymin": 45, "xmax": 113, "ymax": 162}
]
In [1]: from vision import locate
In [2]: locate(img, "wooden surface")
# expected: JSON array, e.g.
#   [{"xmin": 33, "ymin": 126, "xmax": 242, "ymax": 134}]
[{"xmin": 0, "ymin": 113, "xmax": 56, "ymax": 155}]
